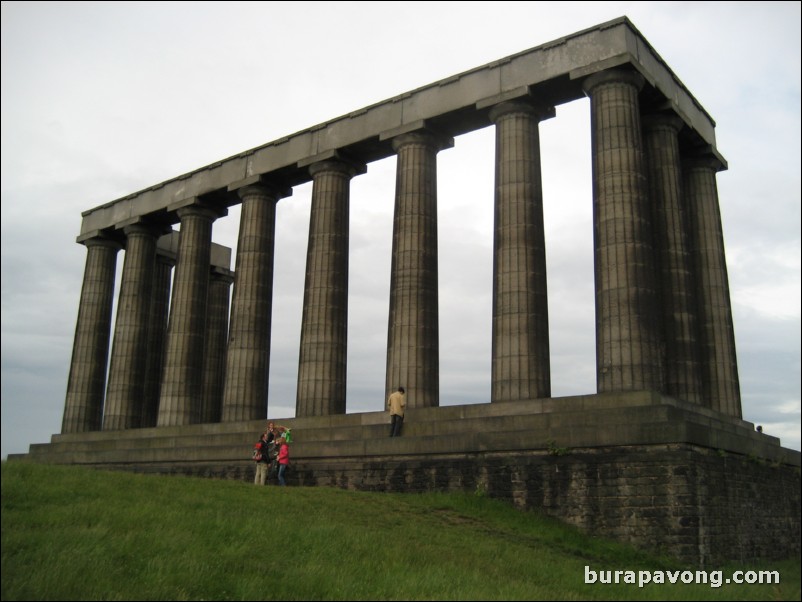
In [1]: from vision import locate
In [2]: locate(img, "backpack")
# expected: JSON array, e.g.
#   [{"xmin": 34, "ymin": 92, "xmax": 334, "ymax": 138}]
[{"xmin": 252, "ymin": 441, "xmax": 264, "ymax": 462}]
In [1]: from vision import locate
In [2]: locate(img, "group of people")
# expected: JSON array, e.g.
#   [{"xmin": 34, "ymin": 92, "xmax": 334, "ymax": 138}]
[
  {"xmin": 252, "ymin": 386, "xmax": 408, "ymax": 485},
  {"xmin": 253, "ymin": 421, "xmax": 290, "ymax": 486}
]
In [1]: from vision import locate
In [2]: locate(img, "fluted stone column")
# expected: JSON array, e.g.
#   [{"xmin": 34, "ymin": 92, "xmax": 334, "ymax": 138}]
[
  {"xmin": 385, "ymin": 130, "xmax": 452, "ymax": 408},
  {"xmin": 683, "ymin": 153, "xmax": 741, "ymax": 417},
  {"xmin": 221, "ymin": 184, "xmax": 286, "ymax": 422},
  {"xmin": 583, "ymin": 69, "xmax": 662, "ymax": 393},
  {"xmin": 103, "ymin": 223, "xmax": 160, "ymax": 430},
  {"xmin": 200, "ymin": 267, "xmax": 233, "ymax": 423},
  {"xmin": 158, "ymin": 204, "xmax": 220, "ymax": 426},
  {"xmin": 141, "ymin": 251, "xmax": 174, "ymax": 428},
  {"xmin": 297, "ymin": 159, "xmax": 365, "ymax": 416},
  {"xmin": 489, "ymin": 101, "xmax": 552, "ymax": 402},
  {"xmin": 62, "ymin": 235, "xmax": 122, "ymax": 433},
  {"xmin": 642, "ymin": 113, "xmax": 704, "ymax": 404}
]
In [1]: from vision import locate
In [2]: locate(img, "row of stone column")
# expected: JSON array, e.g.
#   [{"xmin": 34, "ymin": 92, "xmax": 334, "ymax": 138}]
[
  {"xmin": 62, "ymin": 220, "xmax": 235, "ymax": 433},
  {"xmin": 374, "ymin": 69, "xmax": 739, "ymax": 416},
  {"xmin": 584, "ymin": 68, "xmax": 740, "ymax": 416},
  {"xmin": 61, "ymin": 66, "xmax": 741, "ymax": 434}
]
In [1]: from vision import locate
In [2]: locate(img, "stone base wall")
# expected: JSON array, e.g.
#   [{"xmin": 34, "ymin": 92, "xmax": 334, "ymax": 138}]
[
  {"xmin": 100, "ymin": 443, "xmax": 801, "ymax": 565},
  {"xmin": 12, "ymin": 392, "xmax": 801, "ymax": 564},
  {"xmin": 288, "ymin": 444, "xmax": 800, "ymax": 565}
]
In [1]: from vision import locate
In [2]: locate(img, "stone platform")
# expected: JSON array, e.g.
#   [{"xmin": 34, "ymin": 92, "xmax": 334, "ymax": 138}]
[{"xmin": 12, "ymin": 391, "xmax": 801, "ymax": 564}]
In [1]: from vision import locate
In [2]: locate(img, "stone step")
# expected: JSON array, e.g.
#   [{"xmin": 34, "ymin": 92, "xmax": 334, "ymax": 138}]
[
  {"xmin": 46, "ymin": 399, "xmax": 769, "ymax": 454},
  {"xmin": 36, "ymin": 404, "xmax": 748, "ymax": 465},
  {"xmin": 24, "ymin": 391, "xmax": 796, "ymax": 467},
  {"xmin": 47, "ymin": 391, "xmax": 663, "ymax": 445},
  {"xmin": 36, "ymin": 399, "xmax": 665, "ymax": 457}
]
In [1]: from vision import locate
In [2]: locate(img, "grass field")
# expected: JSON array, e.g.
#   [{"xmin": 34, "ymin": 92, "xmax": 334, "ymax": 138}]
[{"xmin": 2, "ymin": 461, "xmax": 798, "ymax": 601}]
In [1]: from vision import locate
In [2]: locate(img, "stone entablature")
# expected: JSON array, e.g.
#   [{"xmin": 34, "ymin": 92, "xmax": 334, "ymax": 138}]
[{"xmin": 78, "ymin": 17, "xmax": 722, "ymax": 237}]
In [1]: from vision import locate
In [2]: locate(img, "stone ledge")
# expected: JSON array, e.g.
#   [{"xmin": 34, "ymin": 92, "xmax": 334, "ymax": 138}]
[{"xmin": 22, "ymin": 393, "xmax": 800, "ymax": 468}]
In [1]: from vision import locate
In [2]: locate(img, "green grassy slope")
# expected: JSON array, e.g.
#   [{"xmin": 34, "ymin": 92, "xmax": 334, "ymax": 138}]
[{"xmin": 2, "ymin": 462, "xmax": 798, "ymax": 601}]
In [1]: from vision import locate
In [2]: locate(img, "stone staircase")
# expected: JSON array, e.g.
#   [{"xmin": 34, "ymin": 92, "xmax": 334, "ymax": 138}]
[{"xmin": 13, "ymin": 391, "xmax": 798, "ymax": 475}]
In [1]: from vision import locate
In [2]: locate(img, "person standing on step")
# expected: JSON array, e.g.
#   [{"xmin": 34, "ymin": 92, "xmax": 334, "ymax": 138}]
[{"xmin": 387, "ymin": 386, "xmax": 406, "ymax": 437}]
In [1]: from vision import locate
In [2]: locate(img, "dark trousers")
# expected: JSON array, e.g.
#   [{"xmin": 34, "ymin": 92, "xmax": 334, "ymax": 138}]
[{"xmin": 390, "ymin": 414, "xmax": 404, "ymax": 437}]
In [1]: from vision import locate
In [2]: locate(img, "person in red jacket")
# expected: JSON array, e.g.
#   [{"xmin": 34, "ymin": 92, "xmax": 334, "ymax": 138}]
[{"xmin": 277, "ymin": 436, "xmax": 290, "ymax": 486}]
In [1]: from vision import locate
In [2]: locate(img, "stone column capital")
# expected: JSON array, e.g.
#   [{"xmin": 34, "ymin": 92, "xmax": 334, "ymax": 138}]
[
  {"xmin": 235, "ymin": 182, "xmax": 291, "ymax": 203},
  {"xmin": 682, "ymin": 151, "xmax": 726, "ymax": 173},
  {"xmin": 122, "ymin": 222, "xmax": 166, "ymax": 239},
  {"xmin": 176, "ymin": 204, "xmax": 220, "ymax": 222},
  {"xmin": 391, "ymin": 129, "xmax": 453, "ymax": 153},
  {"xmin": 582, "ymin": 68, "xmax": 645, "ymax": 95},
  {"xmin": 80, "ymin": 233, "xmax": 123, "ymax": 251},
  {"xmin": 210, "ymin": 266, "xmax": 234, "ymax": 285},
  {"xmin": 488, "ymin": 100, "xmax": 555, "ymax": 124},
  {"xmin": 155, "ymin": 251, "xmax": 176, "ymax": 267},
  {"xmin": 308, "ymin": 158, "xmax": 366, "ymax": 179},
  {"xmin": 641, "ymin": 111, "xmax": 684, "ymax": 133}
]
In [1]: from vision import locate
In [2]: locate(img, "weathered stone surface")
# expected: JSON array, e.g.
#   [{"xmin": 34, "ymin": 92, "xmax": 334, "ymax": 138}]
[
  {"xmin": 141, "ymin": 252, "xmax": 174, "ymax": 428},
  {"xmin": 200, "ymin": 267, "xmax": 233, "ymax": 423},
  {"xmin": 221, "ymin": 184, "xmax": 285, "ymax": 422},
  {"xmin": 683, "ymin": 155, "xmax": 741, "ymax": 417},
  {"xmin": 489, "ymin": 101, "xmax": 552, "ymax": 402},
  {"xmin": 297, "ymin": 159, "xmax": 365, "ymax": 416},
  {"xmin": 78, "ymin": 17, "xmax": 721, "ymax": 237},
  {"xmin": 583, "ymin": 69, "xmax": 662, "ymax": 394},
  {"xmin": 385, "ymin": 131, "xmax": 452, "ymax": 408},
  {"xmin": 62, "ymin": 235, "xmax": 121, "ymax": 433},
  {"xmin": 103, "ymin": 224, "xmax": 160, "ymax": 430},
  {"xmin": 158, "ymin": 205, "xmax": 220, "ymax": 426},
  {"xmin": 642, "ymin": 112, "xmax": 703, "ymax": 404}
]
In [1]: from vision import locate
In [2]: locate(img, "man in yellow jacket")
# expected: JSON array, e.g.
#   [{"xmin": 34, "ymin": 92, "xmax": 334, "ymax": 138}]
[{"xmin": 387, "ymin": 386, "xmax": 406, "ymax": 437}]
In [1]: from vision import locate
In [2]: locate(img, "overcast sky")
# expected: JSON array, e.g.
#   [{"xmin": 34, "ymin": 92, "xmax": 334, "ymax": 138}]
[{"xmin": 2, "ymin": 1, "xmax": 800, "ymax": 459}]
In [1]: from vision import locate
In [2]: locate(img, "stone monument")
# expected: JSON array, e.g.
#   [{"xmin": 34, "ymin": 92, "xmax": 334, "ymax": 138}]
[{"xmin": 13, "ymin": 17, "xmax": 800, "ymax": 564}]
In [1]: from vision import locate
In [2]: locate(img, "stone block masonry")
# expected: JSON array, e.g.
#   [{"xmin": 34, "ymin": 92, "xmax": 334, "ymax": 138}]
[{"xmin": 295, "ymin": 446, "xmax": 800, "ymax": 566}]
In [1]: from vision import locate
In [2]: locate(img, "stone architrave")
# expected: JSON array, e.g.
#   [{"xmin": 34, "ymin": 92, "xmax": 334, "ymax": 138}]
[
  {"xmin": 583, "ymin": 69, "xmax": 662, "ymax": 393},
  {"xmin": 489, "ymin": 101, "xmax": 553, "ymax": 403},
  {"xmin": 158, "ymin": 204, "xmax": 220, "ymax": 427},
  {"xmin": 62, "ymin": 235, "xmax": 122, "ymax": 433},
  {"xmin": 642, "ymin": 113, "xmax": 704, "ymax": 404},
  {"xmin": 296, "ymin": 159, "xmax": 365, "ymax": 417},
  {"xmin": 141, "ymin": 251, "xmax": 175, "ymax": 428},
  {"xmin": 385, "ymin": 130, "xmax": 452, "ymax": 409},
  {"xmin": 221, "ymin": 183, "xmax": 287, "ymax": 422},
  {"xmin": 683, "ymin": 154, "xmax": 741, "ymax": 417},
  {"xmin": 103, "ymin": 223, "xmax": 160, "ymax": 430},
  {"xmin": 200, "ymin": 267, "xmax": 233, "ymax": 424}
]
